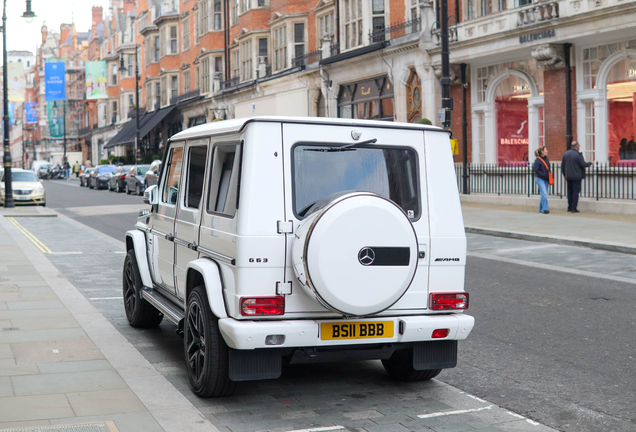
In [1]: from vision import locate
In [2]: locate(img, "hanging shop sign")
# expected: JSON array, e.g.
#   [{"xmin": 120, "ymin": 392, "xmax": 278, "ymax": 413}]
[{"xmin": 519, "ymin": 29, "xmax": 555, "ymax": 44}]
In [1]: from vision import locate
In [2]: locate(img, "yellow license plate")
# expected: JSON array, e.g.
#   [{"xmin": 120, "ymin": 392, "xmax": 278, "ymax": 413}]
[{"xmin": 320, "ymin": 321, "xmax": 394, "ymax": 341}]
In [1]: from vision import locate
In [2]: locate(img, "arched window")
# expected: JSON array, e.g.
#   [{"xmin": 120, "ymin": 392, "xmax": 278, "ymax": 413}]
[
  {"xmin": 494, "ymin": 75, "xmax": 531, "ymax": 164},
  {"xmin": 406, "ymin": 69, "xmax": 421, "ymax": 123},
  {"xmin": 606, "ymin": 57, "xmax": 636, "ymax": 164}
]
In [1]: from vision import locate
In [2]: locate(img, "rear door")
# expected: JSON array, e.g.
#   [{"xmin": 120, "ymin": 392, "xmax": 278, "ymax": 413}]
[
  {"xmin": 174, "ymin": 140, "xmax": 210, "ymax": 300},
  {"xmin": 151, "ymin": 143, "xmax": 184, "ymax": 295},
  {"xmin": 281, "ymin": 123, "xmax": 431, "ymax": 314}
]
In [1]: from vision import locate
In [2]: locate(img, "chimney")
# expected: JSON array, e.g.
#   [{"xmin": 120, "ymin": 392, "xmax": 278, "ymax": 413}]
[
  {"xmin": 92, "ymin": 6, "xmax": 103, "ymax": 25},
  {"xmin": 41, "ymin": 21, "xmax": 48, "ymax": 44}
]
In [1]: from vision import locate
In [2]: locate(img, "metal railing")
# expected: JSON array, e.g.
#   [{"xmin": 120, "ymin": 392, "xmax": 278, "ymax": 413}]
[
  {"xmin": 292, "ymin": 49, "xmax": 322, "ymax": 67},
  {"xmin": 455, "ymin": 162, "xmax": 636, "ymax": 200},
  {"xmin": 369, "ymin": 17, "xmax": 421, "ymax": 43},
  {"xmin": 220, "ymin": 76, "xmax": 240, "ymax": 90}
]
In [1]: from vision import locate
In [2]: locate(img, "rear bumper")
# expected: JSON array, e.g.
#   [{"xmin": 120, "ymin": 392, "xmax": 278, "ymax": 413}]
[{"xmin": 218, "ymin": 313, "xmax": 474, "ymax": 350}]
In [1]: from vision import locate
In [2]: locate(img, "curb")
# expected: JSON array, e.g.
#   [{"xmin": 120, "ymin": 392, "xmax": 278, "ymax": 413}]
[{"xmin": 465, "ymin": 226, "xmax": 636, "ymax": 256}]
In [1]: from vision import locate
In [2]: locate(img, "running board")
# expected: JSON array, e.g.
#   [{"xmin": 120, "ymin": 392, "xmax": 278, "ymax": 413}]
[{"xmin": 141, "ymin": 287, "xmax": 185, "ymax": 325}]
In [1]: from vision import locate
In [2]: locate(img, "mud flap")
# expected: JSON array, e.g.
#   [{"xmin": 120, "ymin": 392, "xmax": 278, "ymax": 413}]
[
  {"xmin": 229, "ymin": 349, "xmax": 282, "ymax": 381},
  {"xmin": 413, "ymin": 340, "xmax": 457, "ymax": 370}
]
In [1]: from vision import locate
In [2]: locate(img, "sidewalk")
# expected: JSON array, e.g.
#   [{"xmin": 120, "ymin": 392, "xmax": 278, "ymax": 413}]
[
  {"xmin": 0, "ymin": 210, "xmax": 217, "ymax": 432},
  {"xmin": 462, "ymin": 201, "xmax": 636, "ymax": 254}
]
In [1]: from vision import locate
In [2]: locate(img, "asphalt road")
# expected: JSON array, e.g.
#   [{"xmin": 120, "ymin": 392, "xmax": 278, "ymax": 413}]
[
  {"xmin": 40, "ymin": 179, "xmax": 636, "ymax": 431},
  {"xmin": 44, "ymin": 178, "xmax": 144, "ymax": 241}
]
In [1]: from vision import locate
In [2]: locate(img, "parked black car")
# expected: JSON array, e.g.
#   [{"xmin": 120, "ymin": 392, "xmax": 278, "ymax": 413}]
[
  {"xmin": 89, "ymin": 165, "xmax": 117, "ymax": 189},
  {"xmin": 143, "ymin": 160, "xmax": 162, "ymax": 189},
  {"xmin": 108, "ymin": 165, "xmax": 132, "ymax": 192},
  {"xmin": 79, "ymin": 167, "xmax": 94, "ymax": 187},
  {"xmin": 125, "ymin": 164, "xmax": 150, "ymax": 195}
]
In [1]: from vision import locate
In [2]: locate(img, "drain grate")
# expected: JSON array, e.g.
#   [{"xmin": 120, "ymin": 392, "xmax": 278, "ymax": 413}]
[{"xmin": 0, "ymin": 422, "xmax": 117, "ymax": 432}]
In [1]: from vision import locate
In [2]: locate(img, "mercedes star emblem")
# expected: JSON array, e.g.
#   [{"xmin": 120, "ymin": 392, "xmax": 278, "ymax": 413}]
[{"xmin": 358, "ymin": 247, "xmax": 375, "ymax": 266}]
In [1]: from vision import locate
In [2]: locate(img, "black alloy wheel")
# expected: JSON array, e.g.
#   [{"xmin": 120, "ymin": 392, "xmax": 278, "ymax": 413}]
[
  {"xmin": 185, "ymin": 286, "xmax": 236, "ymax": 397},
  {"xmin": 122, "ymin": 250, "xmax": 163, "ymax": 328}
]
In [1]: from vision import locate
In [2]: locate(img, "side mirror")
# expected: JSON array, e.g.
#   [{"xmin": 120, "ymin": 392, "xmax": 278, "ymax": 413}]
[{"xmin": 143, "ymin": 184, "xmax": 159, "ymax": 205}]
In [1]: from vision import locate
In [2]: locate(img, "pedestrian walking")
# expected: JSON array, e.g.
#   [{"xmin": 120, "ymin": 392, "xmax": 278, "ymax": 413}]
[
  {"xmin": 561, "ymin": 140, "xmax": 592, "ymax": 213},
  {"xmin": 72, "ymin": 161, "xmax": 80, "ymax": 178},
  {"xmin": 63, "ymin": 160, "xmax": 71, "ymax": 180},
  {"xmin": 533, "ymin": 146, "xmax": 552, "ymax": 214}
]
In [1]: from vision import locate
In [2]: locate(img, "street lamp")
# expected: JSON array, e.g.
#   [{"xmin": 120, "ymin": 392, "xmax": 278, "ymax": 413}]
[
  {"xmin": 119, "ymin": 44, "xmax": 140, "ymax": 166},
  {"xmin": 2, "ymin": 0, "xmax": 36, "ymax": 208}
]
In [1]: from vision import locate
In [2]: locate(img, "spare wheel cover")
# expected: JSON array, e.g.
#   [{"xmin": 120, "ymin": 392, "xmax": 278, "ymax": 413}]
[{"xmin": 294, "ymin": 192, "xmax": 418, "ymax": 316}]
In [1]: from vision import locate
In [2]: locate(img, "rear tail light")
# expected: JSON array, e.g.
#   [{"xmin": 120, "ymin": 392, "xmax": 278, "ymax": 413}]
[
  {"xmin": 240, "ymin": 297, "xmax": 285, "ymax": 316},
  {"xmin": 432, "ymin": 328, "xmax": 450, "ymax": 338},
  {"xmin": 429, "ymin": 293, "xmax": 469, "ymax": 311}
]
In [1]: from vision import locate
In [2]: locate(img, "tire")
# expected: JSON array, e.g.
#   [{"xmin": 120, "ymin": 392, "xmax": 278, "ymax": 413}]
[
  {"xmin": 108, "ymin": 182, "xmax": 113, "ymax": 191},
  {"xmin": 381, "ymin": 349, "xmax": 442, "ymax": 382},
  {"xmin": 136, "ymin": 184, "xmax": 141, "ymax": 196},
  {"xmin": 125, "ymin": 183, "xmax": 131, "ymax": 195},
  {"xmin": 123, "ymin": 250, "xmax": 163, "ymax": 328},
  {"xmin": 89, "ymin": 180, "xmax": 94, "ymax": 189},
  {"xmin": 185, "ymin": 286, "xmax": 236, "ymax": 397},
  {"xmin": 116, "ymin": 182, "xmax": 121, "ymax": 193}
]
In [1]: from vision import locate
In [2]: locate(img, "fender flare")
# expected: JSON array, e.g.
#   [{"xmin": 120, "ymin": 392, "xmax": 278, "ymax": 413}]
[
  {"xmin": 125, "ymin": 230, "xmax": 153, "ymax": 288},
  {"xmin": 186, "ymin": 259, "xmax": 228, "ymax": 319}
]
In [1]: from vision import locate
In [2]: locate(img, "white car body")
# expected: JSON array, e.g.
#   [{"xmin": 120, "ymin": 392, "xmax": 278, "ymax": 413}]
[{"xmin": 125, "ymin": 116, "xmax": 474, "ymax": 395}]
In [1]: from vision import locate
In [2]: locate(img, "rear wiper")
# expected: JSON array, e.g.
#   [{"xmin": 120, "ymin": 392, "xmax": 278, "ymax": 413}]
[{"xmin": 304, "ymin": 138, "xmax": 378, "ymax": 152}]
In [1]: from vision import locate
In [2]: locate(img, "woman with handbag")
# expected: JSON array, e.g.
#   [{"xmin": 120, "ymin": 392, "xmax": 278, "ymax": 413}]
[{"xmin": 533, "ymin": 146, "xmax": 553, "ymax": 214}]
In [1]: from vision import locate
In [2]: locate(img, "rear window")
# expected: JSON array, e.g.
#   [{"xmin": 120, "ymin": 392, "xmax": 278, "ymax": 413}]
[
  {"xmin": 9, "ymin": 172, "xmax": 38, "ymax": 182},
  {"xmin": 98, "ymin": 166, "xmax": 116, "ymax": 174},
  {"xmin": 293, "ymin": 144, "xmax": 420, "ymax": 220},
  {"xmin": 136, "ymin": 165, "xmax": 150, "ymax": 175}
]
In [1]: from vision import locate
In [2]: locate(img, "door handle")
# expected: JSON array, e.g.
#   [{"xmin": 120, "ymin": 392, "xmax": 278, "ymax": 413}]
[{"xmin": 165, "ymin": 234, "xmax": 174, "ymax": 241}]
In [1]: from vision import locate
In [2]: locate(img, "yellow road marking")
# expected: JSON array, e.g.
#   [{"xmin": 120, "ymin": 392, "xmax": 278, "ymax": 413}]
[{"xmin": 5, "ymin": 217, "xmax": 52, "ymax": 253}]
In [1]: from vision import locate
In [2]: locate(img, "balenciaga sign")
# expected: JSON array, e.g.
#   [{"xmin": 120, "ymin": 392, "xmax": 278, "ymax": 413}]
[{"xmin": 519, "ymin": 29, "xmax": 556, "ymax": 44}]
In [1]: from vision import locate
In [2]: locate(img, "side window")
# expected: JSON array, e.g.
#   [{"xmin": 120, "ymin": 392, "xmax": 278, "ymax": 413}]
[
  {"xmin": 185, "ymin": 145, "xmax": 208, "ymax": 209},
  {"xmin": 162, "ymin": 147, "xmax": 184, "ymax": 205},
  {"xmin": 207, "ymin": 143, "xmax": 241, "ymax": 216}
]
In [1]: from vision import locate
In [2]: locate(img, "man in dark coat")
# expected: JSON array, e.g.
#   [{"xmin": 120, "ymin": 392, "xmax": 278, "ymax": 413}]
[{"xmin": 561, "ymin": 140, "xmax": 592, "ymax": 213}]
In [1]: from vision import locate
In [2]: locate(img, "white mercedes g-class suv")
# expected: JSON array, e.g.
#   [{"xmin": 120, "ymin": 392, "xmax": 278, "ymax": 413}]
[{"xmin": 123, "ymin": 116, "xmax": 474, "ymax": 397}]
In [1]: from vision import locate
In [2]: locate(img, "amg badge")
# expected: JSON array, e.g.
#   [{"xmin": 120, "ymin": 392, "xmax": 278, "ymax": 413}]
[{"xmin": 435, "ymin": 258, "xmax": 460, "ymax": 262}]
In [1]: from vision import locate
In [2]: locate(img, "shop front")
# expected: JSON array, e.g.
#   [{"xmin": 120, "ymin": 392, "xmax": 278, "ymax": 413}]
[{"xmin": 337, "ymin": 76, "xmax": 395, "ymax": 121}]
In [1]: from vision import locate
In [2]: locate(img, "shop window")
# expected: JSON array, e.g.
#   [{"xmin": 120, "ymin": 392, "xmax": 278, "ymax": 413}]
[
  {"xmin": 494, "ymin": 76, "xmax": 531, "ymax": 165},
  {"xmin": 406, "ymin": 69, "xmax": 422, "ymax": 123},
  {"xmin": 607, "ymin": 57, "xmax": 636, "ymax": 164},
  {"xmin": 338, "ymin": 76, "xmax": 394, "ymax": 121}
]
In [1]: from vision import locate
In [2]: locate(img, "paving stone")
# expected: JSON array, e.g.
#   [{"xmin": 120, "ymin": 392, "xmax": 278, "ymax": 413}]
[
  {"xmin": 0, "ymin": 394, "xmax": 75, "ymax": 422},
  {"xmin": 50, "ymin": 411, "xmax": 166, "ymax": 432},
  {"xmin": 428, "ymin": 423, "xmax": 475, "ymax": 432},
  {"xmin": 342, "ymin": 410, "xmax": 385, "ymax": 420},
  {"xmin": 11, "ymin": 369, "xmax": 127, "ymax": 395},
  {"xmin": 10, "ymin": 314, "xmax": 80, "ymax": 330},
  {"xmin": 0, "ymin": 328, "xmax": 86, "ymax": 344},
  {"xmin": 0, "ymin": 419, "xmax": 52, "ymax": 429},
  {"xmin": 66, "ymin": 388, "xmax": 147, "ymax": 416},
  {"xmin": 0, "ymin": 308, "xmax": 72, "ymax": 320},
  {"xmin": 19, "ymin": 287, "xmax": 59, "ymax": 302},
  {"xmin": 37, "ymin": 359, "xmax": 112, "ymax": 374},
  {"xmin": 0, "ymin": 359, "xmax": 40, "ymax": 376},
  {"xmin": 12, "ymin": 338, "xmax": 104, "ymax": 364},
  {"xmin": 0, "ymin": 376, "xmax": 13, "ymax": 397},
  {"xmin": 279, "ymin": 410, "xmax": 319, "ymax": 420},
  {"xmin": 363, "ymin": 423, "xmax": 413, "ymax": 432}
]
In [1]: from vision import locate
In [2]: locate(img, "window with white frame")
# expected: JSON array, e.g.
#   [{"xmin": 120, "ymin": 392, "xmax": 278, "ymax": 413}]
[
  {"xmin": 371, "ymin": 0, "xmax": 385, "ymax": 43},
  {"xmin": 214, "ymin": 0, "xmax": 222, "ymax": 30},
  {"xmin": 241, "ymin": 0, "xmax": 250, "ymax": 13},
  {"xmin": 202, "ymin": 57, "xmax": 210, "ymax": 92},
  {"xmin": 318, "ymin": 12, "xmax": 334, "ymax": 45},
  {"xmin": 343, "ymin": 0, "xmax": 363, "ymax": 50},
  {"xmin": 127, "ymin": 54, "xmax": 133, "ymax": 77},
  {"xmin": 184, "ymin": 70, "xmax": 191, "ymax": 93},
  {"xmin": 170, "ymin": 26, "xmax": 178, "ymax": 54},
  {"xmin": 155, "ymin": 82, "xmax": 161, "ymax": 109},
  {"xmin": 584, "ymin": 101, "xmax": 595, "ymax": 161},
  {"xmin": 161, "ymin": 76, "xmax": 168, "ymax": 106},
  {"xmin": 258, "ymin": 38, "xmax": 267, "ymax": 63},
  {"xmin": 241, "ymin": 39, "xmax": 252, "ymax": 81},
  {"xmin": 257, "ymin": 0, "xmax": 266, "ymax": 6},
  {"xmin": 231, "ymin": 0, "xmax": 239, "ymax": 25},
  {"xmin": 477, "ymin": 112, "xmax": 486, "ymax": 163},
  {"xmin": 232, "ymin": 50, "xmax": 240, "ymax": 78},
  {"xmin": 194, "ymin": 11, "xmax": 200, "ymax": 44},
  {"xmin": 183, "ymin": 16, "xmax": 190, "ymax": 51},
  {"xmin": 171, "ymin": 75, "xmax": 179, "ymax": 100},
  {"xmin": 467, "ymin": 0, "xmax": 503, "ymax": 20},
  {"xmin": 293, "ymin": 23, "xmax": 305, "ymax": 65},
  {"xmin": 196, "ymin": 65, "xmax": 201, "ymax": 89},
  {"xmin": 274, "ymin": 25, "xmax": 287, "ymax": 71},
  {"xmin": 145, "ymin": 82, "xmax": 152, "ymax": 109},
  {"xmin": 145, "ymin": 37, "xmax": 151, "ymax": 65},
  {"xmin": 111, "ymin": 64, "xmax": 118, "ymax": 86},
  {"xmin": 160, "ymin": 27, "xmax": 166, "ymax": 57},
  {"xmin": 215, "ymin": 56, "xmax": 223, "ymax": 82},
  {"xmin": 409, "ymin": 0, "xmax": 419, "ymax": 21},
  {"xmin": 154, "ymin": 36, "xmax": 160, "ymax": 61},
  {"xmin": 201, "ymin": 0, "xmax": 209, "ymax": 34}
]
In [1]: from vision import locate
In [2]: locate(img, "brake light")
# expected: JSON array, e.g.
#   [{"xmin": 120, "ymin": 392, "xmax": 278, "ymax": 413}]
[
  {"xmin": 240, "ymin": 297, "xmax": 285, "ymax": 316},
  {"xmin": 432, "ymin": 328, "xmax": 450, "ymax": 338},
  {"xmin": 120, "ymin": 174, "xmax": 127, "ymax": 179},
  {"xmin": 429, "ymin": 293, "xmax": 469, "ymax": 311}
]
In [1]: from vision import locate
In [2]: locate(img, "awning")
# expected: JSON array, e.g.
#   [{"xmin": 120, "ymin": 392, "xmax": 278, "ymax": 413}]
[{"xmin": 104, "ymin": 106, "xmax": 177, "ymax": 149}]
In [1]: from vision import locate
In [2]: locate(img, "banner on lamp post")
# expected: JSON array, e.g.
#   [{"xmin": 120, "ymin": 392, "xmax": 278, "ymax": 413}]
[
  {"xmin": 8, "ymin": 63, "xmax": 26, "ymax": 102},
  {"xmin": 45, "ymin": 62, "xmax": 66, "ymax": 101},
  {"xmin": 47, "ymin": 102, "xmax": 65, "ymax": 138},
  {"xmin": 25, "ymin": 102, "xmax": 38, "ymax": 123},
  {"xmin": 85, "ymin": 61, "xmax": 108, "ymax": 100}
]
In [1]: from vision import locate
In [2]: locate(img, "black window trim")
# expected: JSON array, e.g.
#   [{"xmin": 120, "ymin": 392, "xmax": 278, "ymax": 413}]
[
  {"xmin": 183, "ymin": 142, "xmax": 210, "ymax": 210},
  {"xmin": 290, "ymin": 141, "xmax": 422, "ymax": 222},
  {"xmin": 204, "ymin": 140, "xmax": 243, "ymax": 219},
  {"xmin": 160, "ymin": 143, "xmax": 185, "ymax": 206}
]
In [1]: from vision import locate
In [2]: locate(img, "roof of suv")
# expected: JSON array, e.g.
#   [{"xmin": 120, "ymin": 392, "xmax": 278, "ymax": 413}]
[{"xmin": 170, "ymin": 116, "xmax": 445, "ymax": 142}]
